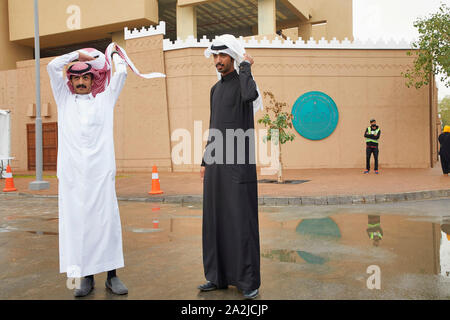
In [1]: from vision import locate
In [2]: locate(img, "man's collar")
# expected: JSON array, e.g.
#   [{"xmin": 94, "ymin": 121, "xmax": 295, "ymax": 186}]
[
  {"xmin": 75, "ymin": 93, "xmax": 94, "ymax": 100},
  {"xmin": 220, "ymin": 70, "xmax": 238, "ymax": 82}
]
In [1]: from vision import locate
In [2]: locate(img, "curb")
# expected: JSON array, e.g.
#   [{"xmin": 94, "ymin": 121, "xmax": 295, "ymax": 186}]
[{"xmin": 2, "ymin": 189, "xmax": 450, "ymax": 206}]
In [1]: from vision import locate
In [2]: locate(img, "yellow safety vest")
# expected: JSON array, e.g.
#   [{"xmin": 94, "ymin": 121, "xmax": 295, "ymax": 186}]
[
  {"xmin": 365, "ymin": 126, "xmax": 380, "ymax": 144},
  {"xmin": 369, "ymin": 231, "xmax": 383, "ymax": 239}
]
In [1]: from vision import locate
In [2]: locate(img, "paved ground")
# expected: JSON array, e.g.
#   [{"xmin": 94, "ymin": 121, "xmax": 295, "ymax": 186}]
[
  {"xmin": 2, "ymin": 166, "xmax": 450, "ymax": 202},
  {"xmin": 2, "ymin": 165, "xmax": 450, "ymax": 301},
  {"xmin": 2, "ymin": 194, "xmax": 450, "ymax": 300}
]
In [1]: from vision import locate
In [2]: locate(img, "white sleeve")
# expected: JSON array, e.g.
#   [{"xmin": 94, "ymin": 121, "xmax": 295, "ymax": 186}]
[
  {"xmin": 46, "ymin": 51, "xmax": 79, "ymax": 107},
  {"xmin": 107, "ymin": 53, "xmax": 127, "ymax": 105}
]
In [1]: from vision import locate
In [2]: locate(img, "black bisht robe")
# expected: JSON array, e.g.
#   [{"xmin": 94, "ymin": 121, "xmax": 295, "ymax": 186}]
[
  {"xmin": 201, "ymin": 62, "xmax": 260, "ymax": 291},
  {"xmin": 439, "ymin": 132, "xmax": 450, "ymax": 160},
  {"xmin": 439, "ymin": 132, "xmax": 450, "ymax": 173}
]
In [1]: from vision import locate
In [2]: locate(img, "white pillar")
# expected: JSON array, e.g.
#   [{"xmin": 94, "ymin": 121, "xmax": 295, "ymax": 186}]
[
  {"xmin": 176, "ymin": 3, "xmax": 197, "ymax": 40},
  {"xmin": 258, "ymin": 0, "xmax": 276, "ymax": 35}
]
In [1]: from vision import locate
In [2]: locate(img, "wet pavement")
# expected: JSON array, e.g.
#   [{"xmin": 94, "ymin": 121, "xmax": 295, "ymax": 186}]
[
  {"xmin": 7, "ymin": 166, "xmax": 450, "ymax": 200},
  {"xmin": 1, "ymin": 193, "xmax": 450, "ymax": 300}
]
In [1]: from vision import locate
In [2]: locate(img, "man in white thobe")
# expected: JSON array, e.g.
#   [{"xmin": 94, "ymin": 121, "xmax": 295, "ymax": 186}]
[{"xmin": 47, "ymin": 47, "xmax": 128, "ymax": 297}]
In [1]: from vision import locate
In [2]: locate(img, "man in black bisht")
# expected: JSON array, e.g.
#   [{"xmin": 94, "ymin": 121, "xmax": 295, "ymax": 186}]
[{"xmin": 198, "ymin": 35, "xmax": 262, "ymax": 300}]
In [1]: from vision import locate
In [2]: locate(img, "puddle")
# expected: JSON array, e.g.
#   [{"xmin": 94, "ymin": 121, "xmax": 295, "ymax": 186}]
[
  {"xmin": 0, "ymin": 226, "xmax": 18, "ymax": 233},
  {"xmin": 2, "ymin": 197, "xmax": 450, "ymax": 299},
  {"xmin": 262, "ymin": 249, "xmax": 329, "ymax": 265},
  {"xmin": 43, "ymin": 218, "xmax": 58, "ymax": 222},
  {"xmin": 4, "ymin": 216, "xmax": 33, "ymax": 221},
  {"xmin": 130, "ymin": 228, "xmax": 163, "ymax": 233},
  {"xmin": 260, "ymin": 210, "xmax": 450, "ymax": 283},
  {"xmin": 258, "ymin": 179, "xmax": 310, "ymax": 185},
  {"xmin": 26, "ymin": 231, "xmax": 58, "ymax": 236},
  {"xmin": 4, "ymin": 215, "xmax": 58, "ymax": 222}
]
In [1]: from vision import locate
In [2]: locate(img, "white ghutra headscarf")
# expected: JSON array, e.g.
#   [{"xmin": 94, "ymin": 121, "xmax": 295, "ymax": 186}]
[{"xmin": 204, "ymin": 34, "xmax": 263, "ymax": 114}]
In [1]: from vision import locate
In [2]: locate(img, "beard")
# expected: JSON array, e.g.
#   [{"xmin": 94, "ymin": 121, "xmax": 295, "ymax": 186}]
[{"xmin": 216, "ymin": 62, "xmax": 232, "ymax": 74}]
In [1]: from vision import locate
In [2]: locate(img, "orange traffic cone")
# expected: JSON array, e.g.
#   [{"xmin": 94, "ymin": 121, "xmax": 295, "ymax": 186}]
[
  {"xmin": 148, "ymin": 166, "xmax": 163, "ymax": 195},
  {"xmin": 3, "ymin": 164, "xmax": 17, "ymax": 192}
]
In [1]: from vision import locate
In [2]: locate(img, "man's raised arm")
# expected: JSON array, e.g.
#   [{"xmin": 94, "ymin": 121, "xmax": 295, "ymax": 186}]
[
  {"xmin": 239, "ymin": 54, "xmax": 258, "ymax": 103},
  {"xmin": 107, "ymin": 52, "xmax": 128, "ymax": 105},
  {"xmin": 47, "ymin": 51, "xmax": 79, "ymax": 105}
]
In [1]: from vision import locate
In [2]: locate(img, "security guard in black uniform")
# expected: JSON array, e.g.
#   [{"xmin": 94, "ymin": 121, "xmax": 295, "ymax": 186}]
[{"xmin": 364, "ymin": 119, "xmax": 381, "ymax": 174}]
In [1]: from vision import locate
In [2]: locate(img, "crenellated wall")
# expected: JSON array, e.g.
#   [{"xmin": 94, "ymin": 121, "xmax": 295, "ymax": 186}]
[
  {"xmin": 151, "ymin": 22, "xmax": 436, "ymax": 171},
  {"xmin": 163, "ymin": 46, "xmax": 433, "ymax": 171},
  {"xmin": 115, "ymin": 33, "xmax": 172, "ymax": 172},
  {"xmin": 0, "ymin": 21, "xmax": 438, "ymax": 172}
]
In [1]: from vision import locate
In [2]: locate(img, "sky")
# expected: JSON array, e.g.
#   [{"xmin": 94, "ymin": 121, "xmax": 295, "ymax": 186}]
[{"xmin": 353, "ymin": 0, "xmax": 449, "ymax": 100}]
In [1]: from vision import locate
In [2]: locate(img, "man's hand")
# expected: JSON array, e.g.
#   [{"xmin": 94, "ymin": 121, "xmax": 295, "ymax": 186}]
[
  {"xmin": 77, "ymin": 51, "xmax": 95, "ymax": 62},
  {"xmin": 200, "ymin": 167, "xmax": 205, "ymax": 183},
  {"xmin": 243, "ymin": 53, "xmax": 254, "ymax": 65}
]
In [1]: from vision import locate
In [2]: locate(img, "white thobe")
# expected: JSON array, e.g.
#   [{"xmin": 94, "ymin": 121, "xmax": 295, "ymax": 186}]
[
  {"xmin": 47, "ymin": 51, "xmax": 127, "ymax": 277},
  {"xmin": 441, "ymin": 231, "xmax": 450, "ymax": 278}
]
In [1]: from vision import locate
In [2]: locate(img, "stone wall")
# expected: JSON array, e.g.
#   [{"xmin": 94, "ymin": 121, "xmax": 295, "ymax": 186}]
[{"xmin": 0, "ymin": 22, "xmax": 438, "ymax": 172}]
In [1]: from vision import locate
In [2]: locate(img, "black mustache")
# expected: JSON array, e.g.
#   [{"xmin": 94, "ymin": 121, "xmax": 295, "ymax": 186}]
[
  {"xmin": 216, "ymin": 63, "xmax": 224, "ymax": 68},
  {"xmin": 76, "ymin": 85, "xmax": 87, "ymax": 89}
]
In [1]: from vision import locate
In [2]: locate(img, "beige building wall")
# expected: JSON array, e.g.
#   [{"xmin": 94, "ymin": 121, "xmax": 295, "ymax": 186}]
[
  {"xmin": 164, "ymin": 48, "xmax": 213, "ymax": 172},
  {"xmin": 165, "ymin": 46, "xmax": 433, "ymax": 171},
  {"xmin": 431, "ymin": 75, "xmax": 440, "ymax": 165},
  {"xmin": 297, "ymin": 0, "xmax": 353, "ymax": 41},
  {"xmin": 0, "ymin": 57, "xmax": 58, "ymax": 171},
  {"xmin": 2, "ymin": 0, "xmax": 159, "ymax": 70},
  {"xmin": 0, "ymin": 33, "xmax": 437, "ymax": 173},
  {"xmin": 8, "ymin": 0, "xmax": 158, "ymax": 46},
  {"xmin": 2, "ymin": 0, "xmax": 354, "ymax": 71},
  {"xmin": 1, "ymin": 34, "xmax": 173, "ymax": 173},
  {"xmin": 0, "ymin": 0, "xmax": 33, "ymax": 71},
  {"xmin": 115, "ymin": 34, "xmax": 173, "ymax": 172}
]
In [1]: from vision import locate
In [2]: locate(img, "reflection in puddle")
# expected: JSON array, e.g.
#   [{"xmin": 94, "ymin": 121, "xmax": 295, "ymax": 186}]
[
  {"xmin": 367, "ymin": 215, "xmax": 383, "ymax": 247},
  {"xmin": 297, "ymin": 251, "xmax": 328, "ymax": 265},
  {"xmin": 262, "ymin": 249, "xmax": 300, "ymax": 264},
  {"xmin": 262, "ymin": 217, "xmax": 341, "ymax": 265},
  {"xmin": 0, "ymin": 226, "xmax": 17, "ymax": 233},
  {"xmin": 296, "ymin": 217, "xmax": 341, "ymax": 238},
  {"xmin": 3, "ymin": 196, "xmax": 450, "ymax": 299},
  {"xmin": 261, "ymin": 211, "xmax": 450, "ymax": 284},
  {"xmin": 26, "ymin": 231, "xmax": 58, "ymax": 236},
  {"xmin": 262, "ymin": 249, "xmax": 328, "ymax": 265},
  {"xmin": 439, "ymin": 217, "xmax": 450, "ymax": 278},
  {"xmin": 130, "ymin": 228, "xmax": 163, "ymax": 233},
  {"xmin": 4, "ymin": 215, "xmax": 58, "ymax": 222}
]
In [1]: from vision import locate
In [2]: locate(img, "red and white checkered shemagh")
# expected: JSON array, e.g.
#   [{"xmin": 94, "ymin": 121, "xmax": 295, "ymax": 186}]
[{"xmin": 66, "ymin": 43, "xmax": 165, "ymax": 97}]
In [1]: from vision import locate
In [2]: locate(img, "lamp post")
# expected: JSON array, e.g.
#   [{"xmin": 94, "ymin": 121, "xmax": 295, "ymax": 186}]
[{"xmin": 29, "ymin": 0, "xmax": 49, "ymax": 191}]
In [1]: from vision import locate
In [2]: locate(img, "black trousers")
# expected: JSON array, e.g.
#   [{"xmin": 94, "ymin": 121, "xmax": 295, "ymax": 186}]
[
  {"xmin": 366, "ymin": 146, "xmax": 379, "ymax": 171},
  {"xmin": 441, "ymin": 155, "xmax": 449, "ymax": 174}
]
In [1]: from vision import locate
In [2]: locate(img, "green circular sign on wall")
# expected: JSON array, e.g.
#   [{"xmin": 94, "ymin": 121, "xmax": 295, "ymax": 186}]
[{"xmin": 291, "ymin": 91, "xmax": 339, "ymax": 141}]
